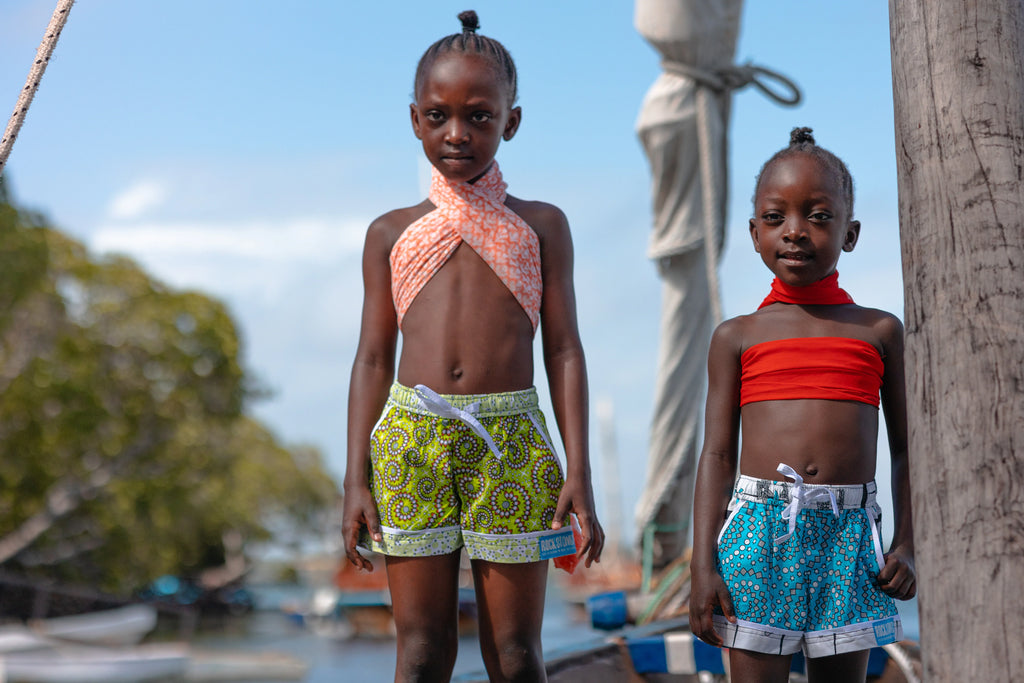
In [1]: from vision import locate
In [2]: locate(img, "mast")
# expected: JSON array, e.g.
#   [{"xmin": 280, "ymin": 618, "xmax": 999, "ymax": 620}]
[
  {"xmin": 889, "ymin": 1, "xmax": 1024, "ymax": 680},
  {"xmin": 596, "ymin": 399, "xmax": 624, "ymax": 558}
]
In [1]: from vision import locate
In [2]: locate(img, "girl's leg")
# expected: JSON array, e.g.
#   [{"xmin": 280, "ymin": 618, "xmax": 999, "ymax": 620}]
[
  {"xmin": 385, "ymin": 551, "xmax": 463, "ymax": 683},
  {"xmin": 728, "ymin": 649, "xmax": 793, "ymax": 683},
  {"xmin": 805, "ymin": 649, "xmax": 870, "ymax": 683},
  {"xmin": 471, "ymin": 559, "xmax": 549, "ymax": 683}
]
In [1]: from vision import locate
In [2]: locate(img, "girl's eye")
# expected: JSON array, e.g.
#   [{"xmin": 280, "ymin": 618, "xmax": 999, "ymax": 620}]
[
  {"xmin": 471, "ymin": 112, "xmax": 493, "ymax": 123},
  {"xmin": 762, "ymin": 212, "xmax": 783, "ymax": 222},
  {"xmin": 810, "ymin": 211, "xmax": 833, "ymax": 221},
  {"xmin": 425, "ymin": 111, "xmax": 444, "ymax": 122}
]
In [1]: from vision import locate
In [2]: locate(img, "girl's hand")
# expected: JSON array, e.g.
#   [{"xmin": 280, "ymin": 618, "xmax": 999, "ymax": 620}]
[
  {"xmin": 341, "ymin": 483, "xmax": 382, "ymax": 572},
  {"xmin": 878, "ymin": 544, "xmax": 916, "ymax": 600},
  {"xmin": 689, "ymin": 567, "xmax": 736, "ymax": 647},
  {"xmin": 552, "ymin": 474, "xmax": 605, "ymax": 568}
]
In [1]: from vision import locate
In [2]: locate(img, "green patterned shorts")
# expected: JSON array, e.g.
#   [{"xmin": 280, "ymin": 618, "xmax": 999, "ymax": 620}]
[{"xmin": 360, "ymin": 383, "xmax": 575, "ymax": 563}]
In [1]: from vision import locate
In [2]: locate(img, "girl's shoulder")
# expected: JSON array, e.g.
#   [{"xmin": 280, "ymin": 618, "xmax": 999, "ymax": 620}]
[
  {"xmin": 840, "ymin": 304, "xmax": 904, "ymax": 343},
  {"xmin": 717, "ymin": 304, "xmax": 904, "ymax": 355},
  {"xmin": 710, "ymin": 312, "xmax": 759, "ymax": 355},
  {"xmin": 504, "ymin": 195, "xmax": 568, "ymax": 234},
  {"xmin": 855, "ymin": 305, "xmax": 904, "ymax": 350},
  {"xmin": 366, "ymin": 200, "xmax": 435, "ymax": 246}
]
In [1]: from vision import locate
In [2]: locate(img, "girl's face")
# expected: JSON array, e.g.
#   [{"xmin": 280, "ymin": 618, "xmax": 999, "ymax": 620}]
[
  {"xmin": 411, "ymin": 52, "xmax": 521, "ymax": 184},
  {"xmin": 749, "ymin": 153, "xmax": 860, "ymax": 286}
]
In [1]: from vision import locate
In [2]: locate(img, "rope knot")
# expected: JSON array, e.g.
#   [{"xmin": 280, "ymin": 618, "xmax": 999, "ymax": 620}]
[{"xmin": 660, "ymin": 59, "xmax": 801, "ymax": 106}]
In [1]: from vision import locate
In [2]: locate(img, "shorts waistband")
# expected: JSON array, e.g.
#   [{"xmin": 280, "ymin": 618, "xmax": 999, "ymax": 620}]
[
  {"xmin": 735, "ymin": 474, "xmax": 877, "ymax": 510},
  {"xmin": 388, "ymin": 382, "xmax": 539, "ymax": 418}
]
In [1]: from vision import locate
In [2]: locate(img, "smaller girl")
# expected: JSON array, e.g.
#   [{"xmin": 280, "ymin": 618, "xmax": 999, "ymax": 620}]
[{"xmin": 689, "ymin": 128, "xmax": 916, "ymax": 683}]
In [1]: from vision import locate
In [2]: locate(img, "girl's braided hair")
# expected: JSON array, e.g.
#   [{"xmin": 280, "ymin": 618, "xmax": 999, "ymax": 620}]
[
  {"xmin": 414, "ymin": 10, "xmax": 518, "ymax": 104},
  {"xmin": 753, "ymin": 127, "xmax": 855, "ymax": 215}
]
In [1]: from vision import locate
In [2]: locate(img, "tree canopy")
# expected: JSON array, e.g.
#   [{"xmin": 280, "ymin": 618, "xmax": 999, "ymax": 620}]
[{"xmin": 0, "ymin": 178, "xmax": 339, "ymax": 593}]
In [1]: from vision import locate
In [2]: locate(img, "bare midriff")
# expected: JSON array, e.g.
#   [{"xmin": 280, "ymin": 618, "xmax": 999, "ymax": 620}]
[
  {"xmin": 396, "ymin": 243, "xmax": 535, "ymax": 395},
  {"xmin": 739, "ymin": 398, "xmax": 879, "ymax": 484}
]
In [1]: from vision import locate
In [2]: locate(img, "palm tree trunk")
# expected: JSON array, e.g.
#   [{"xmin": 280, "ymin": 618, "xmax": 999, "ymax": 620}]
[{"xmin": 889, "ymin": 1, "xmax": 1024, "ymax": 680}]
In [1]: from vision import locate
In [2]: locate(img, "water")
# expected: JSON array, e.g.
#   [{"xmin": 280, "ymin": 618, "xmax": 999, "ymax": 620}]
[
  {"xmin": 190, "ymin": 583, "xmax": 600, "ymax": 683},
  {"xmin": 190, "ymin": 588, "xmax": 920, "ymax": 682},
  {"xmin": 895, "ymin": 595, "xmax": 919, "ymax": 641}
]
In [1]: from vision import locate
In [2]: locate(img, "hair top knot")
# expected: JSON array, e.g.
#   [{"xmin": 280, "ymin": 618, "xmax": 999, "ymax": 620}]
[
  {"xmin": 414, "ymin": 9, "xmax": 519, "ymax": 104},
  {"xmin": 458, "ymin": 10, "xmax": 480, "ymax": 34},
  {"xmin": 752, "ymin": 125, "xmax": 856, "ymax": 218},
  {"xmin": 790, "ymin": 127, "xmax": 815, "ymax": 146}
]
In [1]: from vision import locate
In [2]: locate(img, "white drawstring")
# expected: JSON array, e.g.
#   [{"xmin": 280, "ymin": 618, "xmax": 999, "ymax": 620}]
[
  {"xmin": 774, "ymin": 463, "xmax": 839, "ymax": 545},
  {"xmin": 413, "ymin": 384, "xmax": 503, "ymax": 460}
]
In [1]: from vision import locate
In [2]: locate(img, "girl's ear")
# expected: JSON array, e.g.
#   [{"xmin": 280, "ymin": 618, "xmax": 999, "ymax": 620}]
[
  {"xmin": 503, "ymin": 106, "xmax": 522, "ymax": 141},
  {"xmin": 749, "ymin": 218, "xmax": 762, "ymax": 253},
  {"xmin": 410, "ymin": 103, "xmax": 424, "ymax": 140},
  {"xmin": 842, "ymin": 220, "xmax": 861, "ymax": 252}
]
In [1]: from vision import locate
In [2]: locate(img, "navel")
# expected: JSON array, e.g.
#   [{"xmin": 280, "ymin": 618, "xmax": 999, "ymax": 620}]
[
  {"xmin": 804, "ymin": 463, "xmax": 819, "ymax": 476},
  {"xmin": 449, "ymin": 366, "xmax": 464, "ymax": 381}
]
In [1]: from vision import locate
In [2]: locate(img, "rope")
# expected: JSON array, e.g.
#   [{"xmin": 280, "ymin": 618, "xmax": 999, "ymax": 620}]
[
  {"xmin": 882, "ymin": 642, "xmax": 921, "ymax": 683},
  {"xmin": 696, "ymin": 87, "xmax": 725, "ymax": 327},
  {"xmin": 662, "ymin": 60, "xmax": 802, "ymax": 106},
  {"xmin": 663, "ymin": 59, "xmax": 801, "ymax": 326},
  {"xmin": 0, "ymin": 0, "xmax": 76, "ymax": 175}
]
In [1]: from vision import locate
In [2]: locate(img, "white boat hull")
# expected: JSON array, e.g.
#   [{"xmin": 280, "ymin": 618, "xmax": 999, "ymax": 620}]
[{"xmin": 0, "ymin": 644, "xmax": 189, "ymax": 683}]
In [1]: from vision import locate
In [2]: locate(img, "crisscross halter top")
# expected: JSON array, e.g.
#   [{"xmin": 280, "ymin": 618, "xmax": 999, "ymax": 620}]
[
  {"xmin": 389, "ymin": 163, "xmax": 542, "ymax": 332},
  {"xmin": 741, "ymin": 273, "xmax": 884, "ymax": 407}
]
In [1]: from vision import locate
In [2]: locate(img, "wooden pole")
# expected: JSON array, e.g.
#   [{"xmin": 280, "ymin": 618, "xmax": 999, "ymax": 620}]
[{"xmin": 889, "ymin": 1, "xmax": 1024, "ymax": 681}]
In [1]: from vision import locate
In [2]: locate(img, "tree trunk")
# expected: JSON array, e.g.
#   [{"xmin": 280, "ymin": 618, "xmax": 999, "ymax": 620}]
[
  {"xmin": 889, "ymin": 1, "xmax": 1024, "ymax": 681},
  {"xmin": 0, "ymin": 430, "xmax": 160, "ymax": 565}
]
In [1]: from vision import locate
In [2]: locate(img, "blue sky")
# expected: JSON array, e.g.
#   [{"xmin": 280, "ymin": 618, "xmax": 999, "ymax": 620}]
[{"xmin": 1, "ymin": 1, "xmax": 903, "ymax": 546}]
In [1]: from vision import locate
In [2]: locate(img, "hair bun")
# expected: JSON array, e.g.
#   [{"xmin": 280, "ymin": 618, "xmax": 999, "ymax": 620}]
[
  {"xmin": 790, "ymin": 127, "xmax": 815, "ymax": 146},
  {"xmin": 458, "ymin": 10, "xmax": 480, "ymax": 33}
]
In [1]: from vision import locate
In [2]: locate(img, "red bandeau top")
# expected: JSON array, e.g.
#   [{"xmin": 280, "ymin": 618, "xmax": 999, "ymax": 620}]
[{"xmin": 740, "ymin": 337, "xmax": 884, "ymax": 407}]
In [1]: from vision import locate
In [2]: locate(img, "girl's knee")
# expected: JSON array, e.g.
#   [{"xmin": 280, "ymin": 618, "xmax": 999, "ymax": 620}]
[
  {"xmin": 484, "ymin": 637, "xmax": 545, "ymax": 682},
  {"xmin": 396, "ymin": 627, "xmax": 458, "ymax": 680}
]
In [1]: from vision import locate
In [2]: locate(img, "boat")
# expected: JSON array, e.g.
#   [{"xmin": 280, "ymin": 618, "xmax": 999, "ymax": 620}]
[
  {"xmin": 0, "ymin": 627, "xmax": 54, "ymax": 654},
  {"xmin": 452, "ymin": 614, "xmax": 922, "ymax": 683},
  {"xmin": 138, "ymin": 575, "xmax": 254, "ymax": 617},
  {"xmin": 0, "ymin": 604, "xmax": 308, "ymax": 682},
  {"xmin": 282, "ymin": 550, "xmax": 478, "ymax": 640},
  {"xmin": 0, "ymin": 642, "xmax": 311, "ymax": 683},
  {"xmin": 0, "ymin": 604, "xmax": 160, "ymax": 655},
  {"xmin": 0, "ymin": 643, "xmax": 190, "ymax": 683},
  {"xmin": 27, "ymin": 603, "xmax": 158, "ymax": 646},
  {"xmin": 186, "ymin": 648, "xmax": 309, "ymax": 681}
]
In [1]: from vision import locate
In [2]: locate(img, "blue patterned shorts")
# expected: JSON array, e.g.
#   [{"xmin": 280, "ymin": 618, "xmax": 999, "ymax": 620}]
[{"xmin": 712, "ymin": 473, "xmax": 902, "ymax": 658}]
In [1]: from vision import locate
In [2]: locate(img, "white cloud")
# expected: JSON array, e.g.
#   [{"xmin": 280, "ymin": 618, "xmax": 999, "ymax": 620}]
[
  {"xmin": 108, "ymin": 181, "xmax": 168, "ymax": 220},
  {"xmin": 94, "ymin": 218, "xmax": 366, "ymax": 262},
  {"xmin": 89, "ymin": 217, "xmax": 367, "ymax": 337}
]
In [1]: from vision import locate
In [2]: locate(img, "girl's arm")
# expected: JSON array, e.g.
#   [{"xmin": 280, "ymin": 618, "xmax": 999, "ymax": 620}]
[
  {"xmin": 536, "ymin": 204, "xmax": 604, "ymax": 568},
  {"xmin": 689, "ymin": 320, "xmax": 743, "ymax": 646},
  {"xmin": 877, "ymin": 314, "xmax": 916, "ymax": 599},
  {"xmin": 342, "ymin": 217, "xmax": 400, "ymax": 571}
]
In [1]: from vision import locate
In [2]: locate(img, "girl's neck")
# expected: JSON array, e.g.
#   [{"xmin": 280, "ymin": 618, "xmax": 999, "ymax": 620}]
[
  {"xmin": 758, "ymin": 271, "xmax": 854, "ymax": 309},
  {"xmin": 467, "ymin": 162, "xmax": 494, "ymax": 184}
]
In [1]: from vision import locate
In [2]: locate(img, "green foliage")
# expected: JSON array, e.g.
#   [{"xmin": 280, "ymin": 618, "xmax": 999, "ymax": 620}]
[{"xmin": 0, "ymin": 181, "xmax": 340, "ymax": 593}]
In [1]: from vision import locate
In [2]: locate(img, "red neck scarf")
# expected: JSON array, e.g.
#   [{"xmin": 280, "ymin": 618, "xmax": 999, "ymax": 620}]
[{"xmin": 758, "ymin": 271, "xmax": 854, "ymax": 309}]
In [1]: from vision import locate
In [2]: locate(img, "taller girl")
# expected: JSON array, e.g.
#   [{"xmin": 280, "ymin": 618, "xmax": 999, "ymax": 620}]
[
  {"xmin": 689, "ymin": 128, "xmax": 916, "ymax": 683},
  {"xmin": 342, "ymin": 11, "xmax": 603, "ymax": 682}
]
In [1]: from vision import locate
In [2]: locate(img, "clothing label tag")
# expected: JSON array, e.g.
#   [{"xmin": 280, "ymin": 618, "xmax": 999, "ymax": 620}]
[
  {"xmin": 538, "ymin": 527, "xmax": 575, "ymax": 560},
  {"xmin": 873, "ymin": 617, "xmax": 897, "ymax": 645}
]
